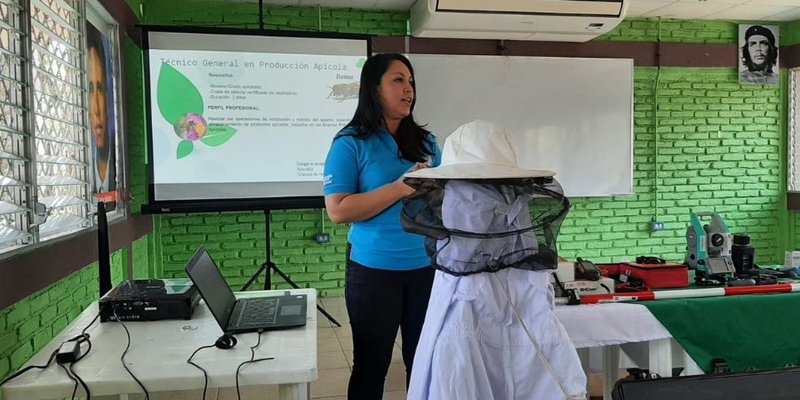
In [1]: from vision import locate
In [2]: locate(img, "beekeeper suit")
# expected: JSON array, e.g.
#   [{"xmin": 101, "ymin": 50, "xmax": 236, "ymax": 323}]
[{"xmin": 401, "ymin": 120, "xmax": 587, "ymax": 400}]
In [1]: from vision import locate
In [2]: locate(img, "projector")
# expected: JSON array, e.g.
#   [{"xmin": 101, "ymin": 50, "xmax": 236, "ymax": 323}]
[{"xmin": 99, "ymin": 278, "xmax": 200, "ymax": 322}]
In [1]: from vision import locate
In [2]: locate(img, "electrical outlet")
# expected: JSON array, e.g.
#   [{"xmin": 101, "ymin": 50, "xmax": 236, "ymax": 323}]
[
  {"xmin": 651, "ymin": 221, "xmax": 665, "ymax": 232},
  {"xmin": 315, "ymin": 233, "xmax": 330, "ymax": 244}
]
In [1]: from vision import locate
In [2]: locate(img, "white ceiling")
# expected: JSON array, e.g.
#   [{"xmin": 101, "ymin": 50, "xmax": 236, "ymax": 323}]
[{"xmin": 260, "ymin": 0, "xmax": 800, "ymax": 22}]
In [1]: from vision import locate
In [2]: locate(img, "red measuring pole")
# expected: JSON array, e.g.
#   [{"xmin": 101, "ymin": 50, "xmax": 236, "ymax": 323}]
[{"xmin": 580, "ymin": 283, "xmax": 800, "ymax": 304}]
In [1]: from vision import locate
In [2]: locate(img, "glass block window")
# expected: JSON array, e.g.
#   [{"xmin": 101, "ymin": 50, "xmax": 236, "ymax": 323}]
[
  {"xmin": 0, "ymin": 0, "xmax": 31, "ymax": 251},
  {"xmin": 0, "ymin": 0, "xmax": 123, "ymax": 255},
  {"xmin": 31, "ymin": 0, "xmax": 90, "ymax": 240}
]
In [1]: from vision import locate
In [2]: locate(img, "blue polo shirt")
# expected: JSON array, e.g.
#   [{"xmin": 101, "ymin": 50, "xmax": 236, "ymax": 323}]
[{"xmin": 323, "ymin": 127, "xmax": 441, "ymax": 270}]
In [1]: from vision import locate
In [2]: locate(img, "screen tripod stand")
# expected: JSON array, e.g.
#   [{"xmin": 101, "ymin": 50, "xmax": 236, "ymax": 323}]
[{"xmin": 240, "ymin": 210, "xmax": 341, "ymax": 327}]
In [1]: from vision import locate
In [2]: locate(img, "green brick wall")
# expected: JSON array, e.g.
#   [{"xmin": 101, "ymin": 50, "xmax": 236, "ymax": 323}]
[
  {"xmin": 560, "ymin": 67, "xmax": 783, "ymax": 263},
  {"xmin": 133, "ymin": 236, "xmax": 152, "ymax": 279},
  {"xmin": 155, "ymin": 210, "xmax": 349, "ymax": 294},
  {"xmin": 579, "ymin": 18, "xmax": 792, "ymax": 263},
  {"xmin": 599, "ymin": 19, "xmax": 739, "ymax": 43},
  {"xmin": 0, "ymin": 252, "xmax": 126, "ymax": 390}
]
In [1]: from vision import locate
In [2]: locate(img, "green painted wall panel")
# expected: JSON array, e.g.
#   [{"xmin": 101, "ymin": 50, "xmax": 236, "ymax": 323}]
[{"xmin": 783, "ymin": 20, "xmax": 800, "ymax": 46}]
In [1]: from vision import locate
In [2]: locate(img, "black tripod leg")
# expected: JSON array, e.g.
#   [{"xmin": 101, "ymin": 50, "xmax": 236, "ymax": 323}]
[
  {"xmin": 270, "ymin": 263, "xmax": 342, "ymax": 328},
  {"xmin": 240, "ymin": 263, "xmax": 269, "ymax": 292},
  {"xmin": 314, "ymin": 303, "xmax": 342, "ymax": 328}
]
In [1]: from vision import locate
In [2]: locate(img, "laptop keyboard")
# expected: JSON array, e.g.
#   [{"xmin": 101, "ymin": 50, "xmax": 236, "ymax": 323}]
[{"xmin": 237, "ymin": 297, "xmax": 278, "ymax": 327}]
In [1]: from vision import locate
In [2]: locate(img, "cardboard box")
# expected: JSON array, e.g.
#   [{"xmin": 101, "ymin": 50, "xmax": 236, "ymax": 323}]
[
  {"xmin": 555, "ymin": 259, "xmax": 575, "ymax": 283},
  {"xmin": 563, "ymin": 277, "xmax": 615, "ymax": 295},
  {"xmin": 784, "ymin": 251, "xmax": 800, "ymax": 271}
]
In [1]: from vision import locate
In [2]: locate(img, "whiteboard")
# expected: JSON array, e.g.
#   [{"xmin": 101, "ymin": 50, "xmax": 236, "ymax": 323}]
[{"xmin": 408, "ymin": 54, "xmax": 634, "ymax": 197}]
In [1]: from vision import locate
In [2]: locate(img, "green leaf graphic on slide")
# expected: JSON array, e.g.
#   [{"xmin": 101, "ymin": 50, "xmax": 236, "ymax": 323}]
[
  {"xmin": 201, "ymin": 125, "xmax": 237, "ymax": 147},
  {"xmin": 356, "ymin": 58, "xmax": 366, "ymax": 68},
  {"xmin": 177, "ymin": 140, "xmax": 194, "ymax": 159},
  {"xmin": 157, "ymin": 63, "xmax": 204, "ymax": 123}
]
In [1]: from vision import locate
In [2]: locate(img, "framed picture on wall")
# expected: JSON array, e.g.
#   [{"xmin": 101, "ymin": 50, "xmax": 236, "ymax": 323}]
[
  {"xmin": 86, "ymin": 1, "xmax": 123, "ymax": 214},
  {"xmin": 739, "ymin": 24, "xmax": 779, "ymax": 85}
]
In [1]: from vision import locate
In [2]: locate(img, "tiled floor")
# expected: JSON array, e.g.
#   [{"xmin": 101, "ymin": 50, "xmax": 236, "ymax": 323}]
[
  {"xmin": 312, "ymin": 297, "xmax": 606, "ymax": 400},
  {"xmin": 314, "ymin": 297, "xmax": 609, "ymax": 400},
  {"xmin": 311, "ymin": 296, "xmax": 408, "ymax": 400}
]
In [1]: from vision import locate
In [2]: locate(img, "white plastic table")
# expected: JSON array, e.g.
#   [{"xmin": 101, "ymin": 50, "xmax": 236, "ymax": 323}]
[
  {"xmin": 555, "ymin": 302, "xmax": 702, "ymax": 400},
  {"xmin": 1, "ymin": 288, "xmax": 318, "ymax": 400}
]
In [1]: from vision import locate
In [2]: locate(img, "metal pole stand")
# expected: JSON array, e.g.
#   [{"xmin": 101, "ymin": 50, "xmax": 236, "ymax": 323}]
[{"xmin": 240, "ymin": 210, "xmax": 341, "ymax": 327}]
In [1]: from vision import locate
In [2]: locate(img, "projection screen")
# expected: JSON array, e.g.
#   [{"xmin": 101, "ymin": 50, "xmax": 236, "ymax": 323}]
[{"xmin": 142, "ymin": 26, "xmax": 370, "ymax": 213}]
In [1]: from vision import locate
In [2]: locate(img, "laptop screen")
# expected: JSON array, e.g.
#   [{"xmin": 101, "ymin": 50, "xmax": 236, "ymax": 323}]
[{"xmin": 185, "ymin": 246, "xmax": 237, "ymax": 330}]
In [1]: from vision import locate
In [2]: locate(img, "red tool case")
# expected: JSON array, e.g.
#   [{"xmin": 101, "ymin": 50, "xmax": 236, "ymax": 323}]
[{"xmin": 620, "ymin": 262, "xmax": 689, "ymax": 289}]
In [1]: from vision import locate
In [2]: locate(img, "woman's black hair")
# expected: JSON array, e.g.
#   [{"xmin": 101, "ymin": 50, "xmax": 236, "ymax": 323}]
[
  {"xmin": 86, "ymin": 23, "xmax": 106, "ymax": 79},
  {"xmin": 340, "ymin": 53, "xmax": 435, "ymax": 163}
]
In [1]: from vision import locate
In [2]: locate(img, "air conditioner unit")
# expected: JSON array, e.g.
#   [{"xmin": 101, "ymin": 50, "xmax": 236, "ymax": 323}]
[{"xmin": 410, "ymin": 0, "xmax": 628, "ymax": 42}]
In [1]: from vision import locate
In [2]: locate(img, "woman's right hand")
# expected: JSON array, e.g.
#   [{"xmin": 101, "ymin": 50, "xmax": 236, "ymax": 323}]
[
  {"xmin": 397, "ymin": 162, "xmax": 429, "ymax": 196},
  {"xmin": 326, "ymin": 161, "xmax": 431, "ymax": 223},
  {"xmin": 394, "ymin": 180, "xmax": 415, "ymax": 197}
]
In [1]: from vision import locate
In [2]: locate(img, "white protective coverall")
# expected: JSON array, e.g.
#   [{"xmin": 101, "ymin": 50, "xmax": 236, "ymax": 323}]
[{"xmin": 407, "ymin": 180, "xmax": 587, "ymax": 400}]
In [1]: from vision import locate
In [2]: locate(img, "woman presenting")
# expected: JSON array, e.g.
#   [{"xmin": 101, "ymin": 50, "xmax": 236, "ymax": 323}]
[{"xmin": 323, "ymin": 53, "xmax": 441, "ymax": 399}]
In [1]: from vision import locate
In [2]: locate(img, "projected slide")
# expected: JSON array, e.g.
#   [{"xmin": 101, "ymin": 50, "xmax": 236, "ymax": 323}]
[
  {"xmin": 143, "ymin": 29, "xmax": 368, "ymax": 207},
  {"xmin": 150, "ymin": 50, "xmax": 361, "ymax": 183}
]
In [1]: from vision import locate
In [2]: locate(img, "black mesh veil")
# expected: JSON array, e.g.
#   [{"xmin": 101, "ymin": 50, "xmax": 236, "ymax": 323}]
[{"xmin": 401, "ymin": 176, "xmax": 570, "ymax": 276}]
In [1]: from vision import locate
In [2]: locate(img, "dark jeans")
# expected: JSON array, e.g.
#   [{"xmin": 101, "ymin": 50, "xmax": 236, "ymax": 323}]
[{"xmin": 345, "ymin": 259, "xmax": 434, "ymax": 400}]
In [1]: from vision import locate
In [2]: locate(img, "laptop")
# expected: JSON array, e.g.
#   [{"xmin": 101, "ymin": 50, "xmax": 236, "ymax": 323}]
[{"xmin": 185, "ymin": 246, "xmax": 307, "ymax": 333}]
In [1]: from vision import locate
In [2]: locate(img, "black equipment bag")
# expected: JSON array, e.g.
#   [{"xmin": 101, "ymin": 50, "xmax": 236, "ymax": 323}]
[{"xmin": 613, "ymin": 367, "xmax": 800, "ymax": 400}]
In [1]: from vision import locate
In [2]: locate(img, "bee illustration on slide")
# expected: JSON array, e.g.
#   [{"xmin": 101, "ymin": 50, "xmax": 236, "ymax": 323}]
[{"xmin": 327, "ymin": 82, "xmax": 359, "ymax": 102}]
